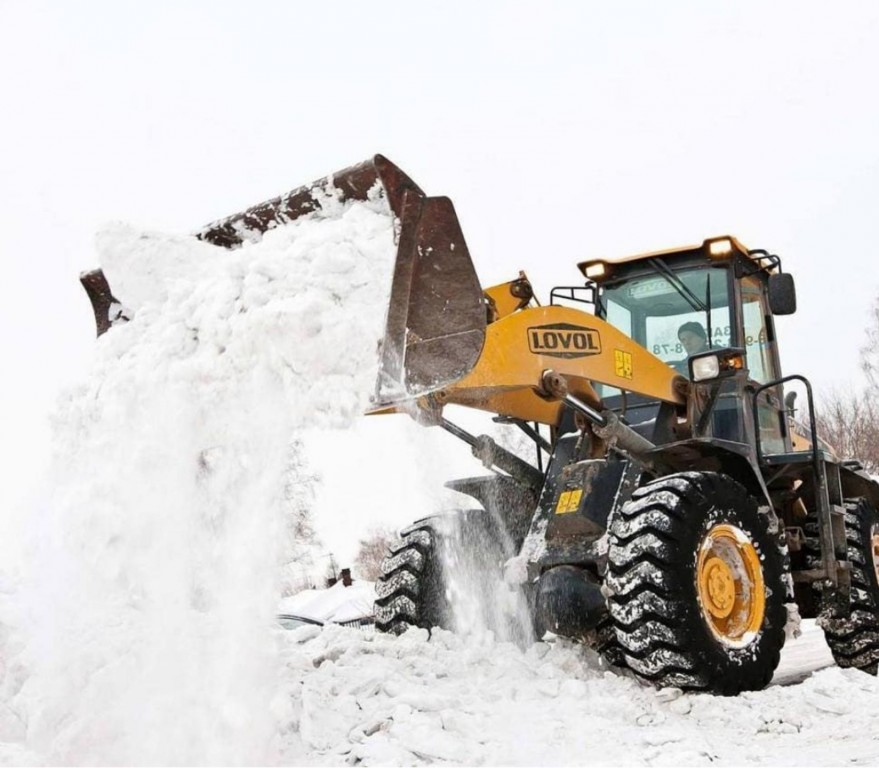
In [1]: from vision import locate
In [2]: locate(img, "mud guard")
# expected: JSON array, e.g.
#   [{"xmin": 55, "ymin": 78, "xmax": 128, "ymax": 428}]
[{"xmin": 644, "ymin": 437, "xmax": 773, "ymax": 508}]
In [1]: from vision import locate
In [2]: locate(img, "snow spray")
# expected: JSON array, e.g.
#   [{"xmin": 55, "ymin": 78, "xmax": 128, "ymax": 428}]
[{"xmin": 3, "ymin": 195, "xmax": 396, "ymax": 764}]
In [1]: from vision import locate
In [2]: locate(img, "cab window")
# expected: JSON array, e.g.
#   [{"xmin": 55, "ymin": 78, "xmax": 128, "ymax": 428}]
[
  {"xmin": 599, "ymin": 265, "xmax": 733, "ymax": 371},
  {"xmin": 740, "ymin": 277, "xmax": 776, "ymax": 385}
]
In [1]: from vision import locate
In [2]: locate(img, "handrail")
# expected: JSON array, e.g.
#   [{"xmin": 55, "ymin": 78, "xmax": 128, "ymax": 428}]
[
  {"xmin": 549, "ymin": 284, "xmax": 597, "ymax": 308},
  {"xmin": 751, "ymin": 374, "xmax": 819, "ymax": 475},
  {"xmin": 752, "ymin": 374, "xmax": 837, "ymax": 585}
]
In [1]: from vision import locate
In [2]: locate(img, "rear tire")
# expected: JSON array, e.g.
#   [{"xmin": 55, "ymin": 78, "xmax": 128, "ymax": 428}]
[
  {"xmin": 374, "ymin": 509, "xmax": 530, "ymax": 640},
  {"xmin": 606, "ymin": 472, "xmax": 788, "ymax": 694},
  {"xmin": 819, "ymin": 498, "xmax": 879, "ymax": 674},
  {"xmin": 374, "ymin": 526, "xmax": 449, "ymax": 634}
]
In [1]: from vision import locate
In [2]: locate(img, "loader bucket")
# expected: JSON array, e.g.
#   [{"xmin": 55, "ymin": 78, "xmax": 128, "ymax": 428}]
[
  {"xmin": 374, "ymin": 192, "xmax": 486, "ymax": 406},
  {"xmin": 197, "ymin": 155, "xmax": 487, "ymax": 403},
  {"xmin": 80, "ymin": 155, "xmax": 486, "ymax": 404}
]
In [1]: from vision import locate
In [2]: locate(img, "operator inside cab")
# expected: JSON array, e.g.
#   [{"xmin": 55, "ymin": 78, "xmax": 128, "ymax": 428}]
[{"xmin": 674, "ymin": 321, "xmax": 709, "ymax": 375}]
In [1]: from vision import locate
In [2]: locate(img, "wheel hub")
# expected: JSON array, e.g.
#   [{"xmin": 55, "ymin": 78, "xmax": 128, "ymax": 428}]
[
  {"xmin": 871, "ymin": 526, "xmax": 879, "ymax": 586},
  {"xmin": 702, "ymin": 556, "xmax": 735, "ymax": 618},
  {"xmin": 696, "ymin": 524, "xmax": 765, "ymax": 647}
]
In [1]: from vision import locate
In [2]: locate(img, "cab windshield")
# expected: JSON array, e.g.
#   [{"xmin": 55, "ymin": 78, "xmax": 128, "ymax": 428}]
[{"xmin": 598, "ymin": 264, "xmax": 733, "ymax": 374}]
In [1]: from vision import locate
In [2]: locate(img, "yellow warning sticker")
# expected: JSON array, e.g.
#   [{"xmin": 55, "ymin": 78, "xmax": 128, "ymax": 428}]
[
  {"xmin": 614, "ymin": 349, "xmax": 633, "ymax": 380},
  {"xmin": 555, "ymin": 488, "xmax": 583, "ymax": 514}
]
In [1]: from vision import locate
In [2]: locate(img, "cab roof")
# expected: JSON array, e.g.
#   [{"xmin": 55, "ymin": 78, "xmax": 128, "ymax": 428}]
[{"xmin": 577, "ymin": 236, "xmax": 780, "ymax": 281}]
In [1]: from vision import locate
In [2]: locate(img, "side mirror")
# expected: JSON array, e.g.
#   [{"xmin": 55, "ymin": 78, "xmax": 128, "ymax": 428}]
[{"xmin": 768, "ymin": 273, "xmax": 797, "ymax": 315}]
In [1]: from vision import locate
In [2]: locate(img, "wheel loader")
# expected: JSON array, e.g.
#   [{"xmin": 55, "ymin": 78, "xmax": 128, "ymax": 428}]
[{"xmin": 81, "ymin": 155, "xmax": 879, "ymax": 696}]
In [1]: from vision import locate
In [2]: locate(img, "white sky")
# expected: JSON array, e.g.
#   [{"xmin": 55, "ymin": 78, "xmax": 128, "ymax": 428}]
[{"xmin": 3, "ymin": 1, "xmax": 879, "ymax": 532}]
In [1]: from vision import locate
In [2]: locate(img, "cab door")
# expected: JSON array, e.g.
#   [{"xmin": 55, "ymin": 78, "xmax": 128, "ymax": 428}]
[{"xmin": 740, "ymin": 276, "xmax": 787, "ymax": 454}]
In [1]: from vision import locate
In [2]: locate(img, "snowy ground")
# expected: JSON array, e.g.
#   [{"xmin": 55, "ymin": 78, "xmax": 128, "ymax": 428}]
[
  {"xmin": 4, "ymin": 180, "xmax": 879, "ymax": 765},
  {"xmin": 271, "ymin": 619, "xmax": 879, "ymax": 767}
]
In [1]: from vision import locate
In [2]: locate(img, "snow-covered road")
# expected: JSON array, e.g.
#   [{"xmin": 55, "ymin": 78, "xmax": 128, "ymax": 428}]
[
  {"xmin": 772, "ymin": 621, "xmax": 835, "ymax": 687},
  {"xmin": 274, "ymin": 620, "xmax": 879, "ymax": 767}
]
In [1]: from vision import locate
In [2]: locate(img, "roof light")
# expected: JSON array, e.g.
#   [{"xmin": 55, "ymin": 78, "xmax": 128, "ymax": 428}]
[
  {"xmin": 708, "ymin": 239, "xmax": 733, "ymax": 257},
  {"xmin": 584, "ymin": 262, "xmax": 606, "ymax": 279}
]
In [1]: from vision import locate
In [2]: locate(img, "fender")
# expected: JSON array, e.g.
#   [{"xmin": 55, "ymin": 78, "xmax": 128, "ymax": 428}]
[{"xmin": 644, "ymin": 437, "xmax": 773, "ymax": 509}]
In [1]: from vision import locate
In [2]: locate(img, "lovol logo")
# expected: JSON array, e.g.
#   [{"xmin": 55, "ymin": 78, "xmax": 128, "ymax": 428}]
[{"xmin": 527, "ymin": 323, "xmax": 602, "ymax": 359}]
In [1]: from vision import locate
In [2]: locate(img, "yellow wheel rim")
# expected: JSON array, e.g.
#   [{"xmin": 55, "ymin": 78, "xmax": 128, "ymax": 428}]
[
  {"xmin": 871, "ymin": 526, "xmax": 879, "ymax": 586},
  {"xmin": 696, "ymin": 524, "xmax": 765, "ymax": 647}
]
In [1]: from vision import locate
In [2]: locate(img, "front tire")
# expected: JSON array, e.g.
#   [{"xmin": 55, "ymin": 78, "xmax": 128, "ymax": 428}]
[{"xmin": 606, "ymin": 472, "xmax": 788, "ymax": 695}]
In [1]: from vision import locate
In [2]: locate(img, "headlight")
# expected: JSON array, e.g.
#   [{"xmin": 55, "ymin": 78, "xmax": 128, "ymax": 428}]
[
  {"xmin": 691, "ymin": 355, "xmax": 720, "ymax": 381},
  {"xmin": 688, "ymin": 348, "xmax": 746, "ymax": 382}
]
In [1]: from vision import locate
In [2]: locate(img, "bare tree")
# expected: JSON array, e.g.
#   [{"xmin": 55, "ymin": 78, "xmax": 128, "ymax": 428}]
[
  {"xmin": 816, "ymin": 389, "xmax": 879, "ymax": 474},
  {"xmin": 862, "ymin": 296, "xmax": 879, "ymax": 392},
  {"xmin": 805, "ymin": 295, "xmax": 879, "ymax": 476},
  {"xmin": 353, "ymin": 527, "xmax": 397, "ymax": 581}
]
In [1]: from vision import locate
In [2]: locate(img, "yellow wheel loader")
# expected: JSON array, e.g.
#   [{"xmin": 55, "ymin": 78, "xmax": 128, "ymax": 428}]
[{"xmin": 81, "ymin": 156, "xmax": 879, "ymax": 695}]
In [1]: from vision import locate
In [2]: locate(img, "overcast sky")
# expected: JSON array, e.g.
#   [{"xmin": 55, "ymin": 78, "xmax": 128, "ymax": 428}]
[{"xmin": 3, "ymin": 1, "xmax": 879, "ymax": 521}]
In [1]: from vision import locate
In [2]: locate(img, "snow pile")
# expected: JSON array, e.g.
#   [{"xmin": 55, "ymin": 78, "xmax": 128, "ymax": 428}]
[
  {"xmin": 1, "ymin": 192, "xmax": 397, "ymax": 764},
  {"xmin": 276, "ymin": 622, "xmax": 879, "ymax": 766}
]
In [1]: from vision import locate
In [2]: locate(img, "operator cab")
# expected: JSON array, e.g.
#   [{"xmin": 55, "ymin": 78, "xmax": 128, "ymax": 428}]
[{"xmin": 580, "ymin": 236, "xmax": 796, "ymax": 456}]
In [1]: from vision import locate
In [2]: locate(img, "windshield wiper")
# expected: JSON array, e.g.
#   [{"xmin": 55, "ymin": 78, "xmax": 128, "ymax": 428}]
[
  {"xmin": 647, "ymin": 258, "xmax": 708, "ymax": 314},
  {"xmin": 705, "ymin": 272, "xmax": 713, "ymax": 349}
]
